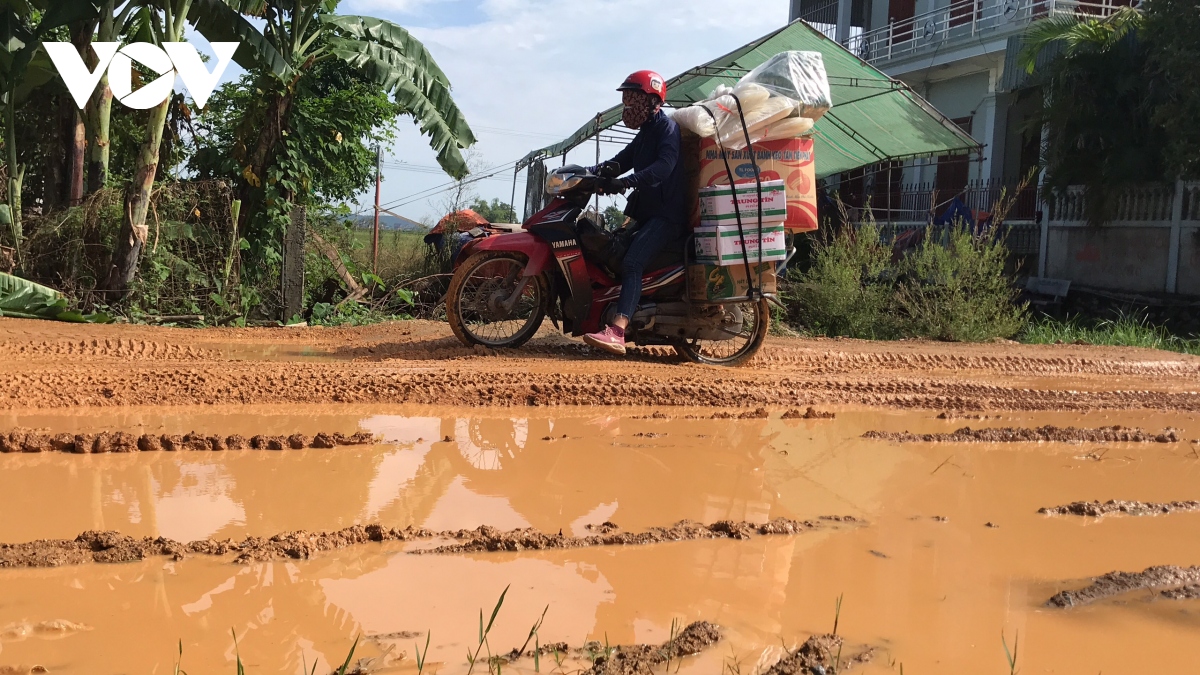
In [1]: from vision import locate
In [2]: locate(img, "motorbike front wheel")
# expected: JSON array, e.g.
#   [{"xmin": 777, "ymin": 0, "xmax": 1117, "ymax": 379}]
[
  {"xmin": 673, "ymin": 297, "xmax": 770, "ymax": 367},
  {"xmin": 447, "ymin": 252, "xmax": 548, "ymax": 348}
]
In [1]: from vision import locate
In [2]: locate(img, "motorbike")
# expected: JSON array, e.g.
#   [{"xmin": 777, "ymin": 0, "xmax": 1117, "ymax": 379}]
[{"xmin": 445, "ymin": 164, "xmax": 773, "ymax": 366}]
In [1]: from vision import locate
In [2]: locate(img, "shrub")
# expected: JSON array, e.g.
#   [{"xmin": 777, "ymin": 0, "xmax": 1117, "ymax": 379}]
[
  {"xmin": 787, "ymin": 222, "xmax": 897, "ymax": 339},
  {"xmin": 788, "ymin": 220, "xmax": 1028, "ymax": 342},
  {"xmin": 894, "ymin": 226, "xmax": 1028, "ymax": 341}
]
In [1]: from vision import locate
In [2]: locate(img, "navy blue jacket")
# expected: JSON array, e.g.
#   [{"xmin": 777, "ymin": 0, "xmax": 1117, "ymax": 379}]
[{"xmin": 608, "ymin": 110, "xmax": 687, "ymax": 233}]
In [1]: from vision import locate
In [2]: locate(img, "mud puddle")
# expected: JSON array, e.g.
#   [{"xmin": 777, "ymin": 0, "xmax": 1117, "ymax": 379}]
[{"xmin": 1, "ymin": 407, "xmax": 1200, "ymax": 673}]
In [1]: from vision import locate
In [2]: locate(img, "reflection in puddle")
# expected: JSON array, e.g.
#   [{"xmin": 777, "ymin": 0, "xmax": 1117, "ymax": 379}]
[{"xmin": 0, "ymin": 407, "xmax": 1198, "ymax": 673}]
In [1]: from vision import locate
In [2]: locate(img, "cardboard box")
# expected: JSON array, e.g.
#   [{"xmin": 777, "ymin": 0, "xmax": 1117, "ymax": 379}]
[
  {"xmin": 688, "ymin": 262, "xmax": 778, "ymax": 302},
  {"xmin": 694, "ymin": 223, "xmax": 787, "ymax": 266},
  {"xmin": 698, "ymin": 179, "xmax": 787, "ymax": 225},
  {"xmin": 698, "ymin": 136, "xmax": 818, "ymax": 232}
]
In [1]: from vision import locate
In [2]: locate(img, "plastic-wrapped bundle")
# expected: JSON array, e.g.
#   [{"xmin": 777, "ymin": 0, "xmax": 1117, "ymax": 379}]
[
  {"xmin": 730, "ymin": 82, "xmax": 771, "ymax": 110},
  {"xmin": 671, "ymin": 106, "xmax": 717, "ymax": 137},
  {"xmin": 738, "ymin": 51, "xmax": 831, "ymax": 121},
  {"xmin": 726, "ymin": 116, "xmax": 815, "ymax": 150},
  {"xmin": 715, "ymin": 95, "xmax": 796, "ymax": 145}
]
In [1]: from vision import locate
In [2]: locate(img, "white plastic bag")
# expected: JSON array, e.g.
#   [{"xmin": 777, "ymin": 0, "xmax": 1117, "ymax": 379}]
[{"xmin": 738, "ymin": 51, "xmax": 832, "ymax": 121}]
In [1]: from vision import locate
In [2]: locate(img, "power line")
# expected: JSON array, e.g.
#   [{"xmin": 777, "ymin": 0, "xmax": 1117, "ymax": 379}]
[{"xmin": 378, "ymin": 158, "xmax": 523, "ymax": 211}]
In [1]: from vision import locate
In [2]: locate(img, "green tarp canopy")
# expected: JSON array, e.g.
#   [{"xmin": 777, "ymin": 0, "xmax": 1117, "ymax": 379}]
[{"xmin": 517, "ymin": 19, "xmax": 979, "ymax": 178}]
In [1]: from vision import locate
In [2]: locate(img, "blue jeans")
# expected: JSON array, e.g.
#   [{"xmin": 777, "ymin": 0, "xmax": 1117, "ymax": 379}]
[{"xmin": 616, "ymin": 216, "xmax": 678, "ymax": 321}]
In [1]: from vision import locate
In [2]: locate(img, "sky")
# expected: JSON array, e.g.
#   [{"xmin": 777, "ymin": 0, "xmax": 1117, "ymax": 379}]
[{"xmin": 328, "ymin": 0, "xmax": 791, "ymax": 224}]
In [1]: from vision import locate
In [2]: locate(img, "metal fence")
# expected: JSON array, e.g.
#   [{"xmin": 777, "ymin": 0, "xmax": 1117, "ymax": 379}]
[
  {"xmin": 795, "ymin": 0, "xmax": 1131, "ymax": 65},
  {"xmin": 836, "ymin": 177, "xmax": 1040, "ymax": 223}
]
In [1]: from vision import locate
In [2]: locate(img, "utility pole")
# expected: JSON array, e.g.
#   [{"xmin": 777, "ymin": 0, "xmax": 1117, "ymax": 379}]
[{"xmin": 372, "ymin": 145, "xmax": 382, "ymax": 273}]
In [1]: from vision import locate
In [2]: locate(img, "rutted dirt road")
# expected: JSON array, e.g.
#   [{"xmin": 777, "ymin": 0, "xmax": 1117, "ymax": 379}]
[{"xmin": 2, "ymin": 318, "xmax": 1199, "ymax": 412}]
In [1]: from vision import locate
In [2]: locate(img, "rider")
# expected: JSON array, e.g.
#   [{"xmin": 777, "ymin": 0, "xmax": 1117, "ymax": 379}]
[{"xmin": 583, "ymin": 70, "xmax": 687, "ymax": 356}]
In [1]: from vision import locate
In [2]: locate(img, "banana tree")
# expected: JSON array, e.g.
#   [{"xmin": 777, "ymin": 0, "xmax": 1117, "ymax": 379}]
[
  {"xmin": 191, "ymin": 0, "xmax": 475, "ymax": 260},
  {"xmin": 0, "ymin": 0, "xmax": 101, "ymax": 269},
  {"xmin": 102, "ymin": 0, "xmax": 280, "ymax": 295},
  {"xmin": 84, "ymin": 0, "xmax": 139, "ymax": 194}
]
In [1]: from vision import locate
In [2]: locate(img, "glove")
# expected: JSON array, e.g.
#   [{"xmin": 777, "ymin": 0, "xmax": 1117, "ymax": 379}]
[
  {"xmin": 599, "ymin": 177, "xmax": 628, "ymax": 195},
  {"xmin": 597, "ymin": 160, "xmax": 623, "ymax": 178}
]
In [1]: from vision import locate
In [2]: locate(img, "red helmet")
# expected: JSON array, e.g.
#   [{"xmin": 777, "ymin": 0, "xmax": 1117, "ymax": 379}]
[{"xmin": 617, "ymin": 70, "xmax": 667, "ymax": 103}]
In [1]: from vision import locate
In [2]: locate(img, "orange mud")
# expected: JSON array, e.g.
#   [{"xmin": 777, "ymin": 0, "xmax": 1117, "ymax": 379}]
[
  {"xmin": 2, "ymin": 318, "xmax": 1200, "ymax": 411},
  {"xmin": 2, "ymin": 319, "xmax": 1200, "ymax": 673}
]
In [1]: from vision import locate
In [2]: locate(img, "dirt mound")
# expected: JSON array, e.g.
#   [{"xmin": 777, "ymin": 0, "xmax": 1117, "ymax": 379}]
[
  {"xmin": 0, "ymin": 428, "xmax": 376, "ymax": 453},
  {"xmin": 709, "ymin": 408, "xmax": 769, "ymax": 419},
  {"xmin": 417, "ymin": 517, "xmax": 853, "ymax": 555},
  {"xmin": 864, "ymin": 425, "xmax": 1181, "ymax": 444},
  {"xmin": 1038, "ymin": 500, "xmax": 1200, "ymax": 517},
  {"xmin": 0, "ymin": 518, "xmax": 856, "ymax": 568},
  {"xmin": 762, "ymin": 634, "xmax": 875, "ymax": 674},
  {"xmin": 1046, "ymin": 565, "xmax": 1200, "ymax": 607},
  {"xmin": 782, "ymin": 407, "xmax": 836, "ymax": 420},
  {"xmin": 1161, "ymin": 584, "xmax": 1200, "ymax": 600},
  {"xmin": 586, "ymin": 621, "xmax": 720, "ymax": 674}
]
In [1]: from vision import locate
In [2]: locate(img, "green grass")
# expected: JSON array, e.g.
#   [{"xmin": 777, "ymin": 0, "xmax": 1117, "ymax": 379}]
[
  {"xmin": 1021, "ymin": 314, "xmax": 1200, "ymax": 355},
  {"xmin": 348, "ymin": 229, "xmax": 428, "ymax": 280}
]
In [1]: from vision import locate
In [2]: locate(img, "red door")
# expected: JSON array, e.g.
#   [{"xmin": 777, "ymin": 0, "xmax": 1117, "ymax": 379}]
[{"xmin": 890, "ymin": 0, "xmax": 916, "ymax": 42}]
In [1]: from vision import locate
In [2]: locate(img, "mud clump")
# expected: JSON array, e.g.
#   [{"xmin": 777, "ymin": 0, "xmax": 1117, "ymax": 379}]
[
  {"xmin": 228, "ymin": 524, "xmax": 433, "ymax": 564},
  {"xmin": 1161, "ymin": 584, "xmax": 1200, "ymax": 600},
  {"xmin": 419, "ymin": 517, "xmax": 854, "ymax": 555},
  {"xmin": 0, "ymin": 518, "xmax": 857, "ymax": 568},
  {"xmin": 762, "ymin": 634, "xmax": 874, "ymax": 675},
  {"xmin": 0, "ymin": 428, "xmax": 377, "ymax": 454},
  {"xmin": 782, "ymin": 407, "xmax": 836, "ymax": 420},
  {"xmin": 864, "ymin": 425, "xmax": 1180, "ymax": 444},
  {"xmin": 586, "ymin": 621, "xmax": 720, "ymax": 674},
  {"xmin": 1047, "ymin": 565, "xmax": 1200, "ymax": 607},
  {"xmin": 0, "ymin": 531, "xmax": 182, "ymax": 567},
  {"xmin": 1038, "ymin": 499, "xmax": 1200, "ymax": 518},
  {"xmin": 710, "ymin": 408, "xmax": 769, "ymax": 420}
]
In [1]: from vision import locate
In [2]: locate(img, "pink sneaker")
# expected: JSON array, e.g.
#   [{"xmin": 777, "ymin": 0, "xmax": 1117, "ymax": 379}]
[{"xmin": 583, "ymin": 325, "xmax": 627, "ymax": 355}]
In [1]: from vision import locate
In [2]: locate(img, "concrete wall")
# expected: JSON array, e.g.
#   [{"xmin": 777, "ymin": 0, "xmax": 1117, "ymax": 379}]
[
  {"xmin": 1178, "ymin": 225, "xmax": 1200, "ymax": 296},
  {"xmin": 923, "ymin": 71, "xmax": 989, "ymax": 121},
  {"xmin": 901, "ymin": 72, "xmax": 992, "ymax": 185},
  {"xmin": 1045, "ymin": 226, "xmax": 1172, "ymax": 294}
]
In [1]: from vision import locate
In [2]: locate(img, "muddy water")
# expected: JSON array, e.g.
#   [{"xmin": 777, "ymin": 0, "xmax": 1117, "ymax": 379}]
[{"xmin": 1, "ymin": 407, "xmax": 1199, "ymax": 673}]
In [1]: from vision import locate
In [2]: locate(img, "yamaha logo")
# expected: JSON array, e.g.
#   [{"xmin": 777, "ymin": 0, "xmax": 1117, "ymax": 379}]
[{"xmin": 552, "ymin": 239, "xmax": 578, "ymax": 250}]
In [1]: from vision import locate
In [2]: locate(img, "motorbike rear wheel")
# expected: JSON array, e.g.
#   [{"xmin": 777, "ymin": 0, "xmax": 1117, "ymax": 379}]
[
  {"xmin": 673, "ymin": 297, "xmax": 770, "ymax": 367},
  {"xmin": 448, "ymin": 252, "xmax": 548, "ymax": 348}
]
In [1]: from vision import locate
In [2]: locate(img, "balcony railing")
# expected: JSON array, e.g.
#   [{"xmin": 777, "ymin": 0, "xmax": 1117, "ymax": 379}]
[
  {"xmin": 826, "ymin": 0, "xmax": 1130, "ymax": 65},
  {"xmin": 796, "ymin": 0, "xmax": 841, "ymax": 40}
]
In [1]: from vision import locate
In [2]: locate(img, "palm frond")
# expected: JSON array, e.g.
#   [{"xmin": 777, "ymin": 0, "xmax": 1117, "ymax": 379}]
[
  {"xmin": 320, "ymin": 14, "xmax": 449, "ymax": 85},
  {"xmin": 325, "ymin": 37, "xmax": 443, "ymax": 97},
  {"xmin": 1019, "ymin": 15, "xmax": 1080, "ymax": 73},
  {"xmin": 187, "ymin": 0, "xmax": 292, "ymax": 79},
  {"xmin": 392, "ymin": 76, "xmax": 476, "ymax": 178}
]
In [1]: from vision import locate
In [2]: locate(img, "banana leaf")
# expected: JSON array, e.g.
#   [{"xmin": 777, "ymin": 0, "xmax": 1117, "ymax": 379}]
[{"xmin": 0, "ymin": 273, "xmax": 111, "ymax": 323}]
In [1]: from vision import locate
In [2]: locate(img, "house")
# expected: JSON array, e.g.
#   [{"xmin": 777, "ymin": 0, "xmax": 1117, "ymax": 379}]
[{"xmin": 789, "ymin": 0, "xmax": 1200, "ymax": 297}]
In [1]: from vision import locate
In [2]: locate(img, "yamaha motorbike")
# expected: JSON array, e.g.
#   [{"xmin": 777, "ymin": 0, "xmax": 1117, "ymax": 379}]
[{"xmin": 445, "ymin": 164, "xmax": 771, "ymax": 366}]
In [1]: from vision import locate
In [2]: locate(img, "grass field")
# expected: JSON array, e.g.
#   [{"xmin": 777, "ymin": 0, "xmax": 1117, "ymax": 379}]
[{"xmin": 347, "ymin": 229, "xmax": 429, "ymax": 280}]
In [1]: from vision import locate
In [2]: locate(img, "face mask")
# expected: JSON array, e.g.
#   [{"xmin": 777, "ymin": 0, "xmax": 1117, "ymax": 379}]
[{"xmin": 622, "ymin": 91, "xmax": 658, "ymax": 130}]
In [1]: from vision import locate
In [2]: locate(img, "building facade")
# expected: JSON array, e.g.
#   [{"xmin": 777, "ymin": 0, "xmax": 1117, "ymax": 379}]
[
  {"xmin": 789, "ymin": 0, "xmax": 1127, "ymax": 213},
  {"xmin": 785, "ymin": 0, "xmax": 1200, "ymax": 298}
]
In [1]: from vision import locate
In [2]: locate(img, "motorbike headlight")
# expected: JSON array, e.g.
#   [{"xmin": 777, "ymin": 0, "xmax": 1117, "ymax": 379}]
[{"xmin": 545, "ymin": 173, "xmax": 583, "ymax": 195}]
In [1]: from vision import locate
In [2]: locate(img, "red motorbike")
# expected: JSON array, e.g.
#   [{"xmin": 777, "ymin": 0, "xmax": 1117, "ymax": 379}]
[{"xmin": 446, "ymin": 164, "xmax": 771, "ymax": 366}]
